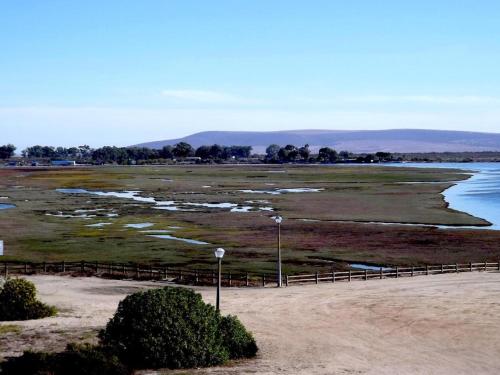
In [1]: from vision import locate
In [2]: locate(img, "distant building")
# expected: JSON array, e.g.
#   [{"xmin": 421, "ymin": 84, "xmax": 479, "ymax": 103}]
[{"xmin": 51, "ymin": 160, "xmax": 76, "ymax": 166}]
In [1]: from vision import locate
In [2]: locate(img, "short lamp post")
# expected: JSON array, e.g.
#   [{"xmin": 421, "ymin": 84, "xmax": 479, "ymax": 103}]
[
  {"xmin": 274, "ymin": 216, "xmax": 283, "ymax": 287},
  {"xmin": 214, "ymin": 247, "xmax": 225, "ymax": 311}
]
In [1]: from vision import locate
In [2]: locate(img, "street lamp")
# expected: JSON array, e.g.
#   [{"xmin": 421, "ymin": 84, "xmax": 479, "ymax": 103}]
[
  {"xmin": 274, "ymin": 216, "xmax": 283, "ymax": 287},
  {"xmin": 214, "ymin": 247, "xmax": 225, "ymax": 311}
]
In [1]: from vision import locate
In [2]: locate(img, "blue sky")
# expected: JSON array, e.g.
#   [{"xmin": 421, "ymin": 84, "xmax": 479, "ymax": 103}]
[{"xmin": 1, "ymin": 1, "xmax": 500, "ymax": 149}]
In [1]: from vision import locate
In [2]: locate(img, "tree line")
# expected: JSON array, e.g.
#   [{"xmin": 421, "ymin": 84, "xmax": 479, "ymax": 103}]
[
  {"xmin": 1, "ymin": 142, "xmax": 394, "ymax": 164},
  {"xmin": 265, "ymin": 144, "xmax": 393, "ymax": 163}
]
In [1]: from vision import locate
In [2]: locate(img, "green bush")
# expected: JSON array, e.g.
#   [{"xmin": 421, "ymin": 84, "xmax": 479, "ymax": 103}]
[
  {"xmin": 0, "ymin": 278, "xmax": 56, "ymax": 321},
  {"xmin": 99, "ymin": 287, "xmax": 257, "ymax": 370},
  {"xmin": 220, "ymin": 315, "xmax": 258, "ymax": 359},
  {"xmin": 0, "ymin": 344, "xmax": 130, "ymax": 375}
]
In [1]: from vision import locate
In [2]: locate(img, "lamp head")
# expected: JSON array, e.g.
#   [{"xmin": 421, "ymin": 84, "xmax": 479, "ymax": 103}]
[
  {"xmin": 214, "ymin": 248, "xmax": 225, "ymax": 259},
  {"xmin": 274, "ymin": 215, "xmax": 283, "ymax": 224}
]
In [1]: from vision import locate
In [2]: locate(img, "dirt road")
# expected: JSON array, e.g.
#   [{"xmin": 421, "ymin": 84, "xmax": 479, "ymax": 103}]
[{"xmin": 1, "ymin": 272, "xmax": 500, "ymax": 374}]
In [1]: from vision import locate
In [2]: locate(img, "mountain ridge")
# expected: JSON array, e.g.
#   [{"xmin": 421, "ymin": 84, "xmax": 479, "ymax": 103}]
[{"xmin": 133, "ymin": 129, "xmax": 500, "ymax": 154}]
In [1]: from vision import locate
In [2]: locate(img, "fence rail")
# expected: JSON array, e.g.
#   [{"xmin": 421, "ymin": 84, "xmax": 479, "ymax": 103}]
[
  {"xmin": 285, "ymin": 262, "xmax": 500, "ymax": 286},
  {"xmin": 1, "ymin": 260, "xmax": 499, "ymax": 288},
  {"xmin": 0, "ymin": 260, "xmax": 279, "ymax": 287}
]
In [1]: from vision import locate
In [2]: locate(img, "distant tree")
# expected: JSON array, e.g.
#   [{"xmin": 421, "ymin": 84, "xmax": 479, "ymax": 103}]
[
  {"xmin": 209, "ymin": 144, "xmax": 224, "ymax": 160},
  {"xmin": 375, "ymin": 152, "xmax": 392, "ymax": 161},
  {"xmin": 0, "ymin": 144, "xmax": 16, "ymax": 159},
  {"xmin": 92, "ymin": 146, "xmax": 128, "ymax": 164},
  {"xmin": 265, "ymin": 144, "xmax": 281, "ymax": 162},
  {"xmin": 278, "ymin": 145, "xmax": 299, "ymax": 162},
  {"xmin": 339, "ymin": 150, "xmax": 350, "ymax": 160},
  {"xmin": 172, "ymin": 142, "xmax": 194, "ymax": 158},
  {"xmin": 195, "ymin": 145, "xmax": 212, "ymax": 160},
  {"xmin": 298, "ymin": 144, "xmax": 310, "ymax": 161},
  {"xmin": 159, "ymin": 145, "xmax": 173, "ymax": 159},
  {"xmin": 78, "ymin": 145, "xmax": 92, "ymax": 159},
  {"xmin": 364, "ymin": 154, "xmax": 375, "ymax": 163},
  {"xmin": 317, "ymin": 147, "xmax": 338, "ymax": 163},
  {"xmin": 226, "ymin": 146, "xmax": 252, "ymax": 159}
]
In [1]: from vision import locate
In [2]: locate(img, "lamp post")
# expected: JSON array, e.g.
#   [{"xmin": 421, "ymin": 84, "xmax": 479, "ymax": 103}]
[
  {"xmin": 214, "ymin": 247, "xmax": 225, "ymax": 311},
  {"xmin": 274, "ymin": 216, "xmax": 283, "ymax": 287}
]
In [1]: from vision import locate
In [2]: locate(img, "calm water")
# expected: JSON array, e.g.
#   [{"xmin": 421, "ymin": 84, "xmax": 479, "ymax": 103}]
[{"xmin": 396, "ymin": 162, "xmax": 500, "ymax": 230}]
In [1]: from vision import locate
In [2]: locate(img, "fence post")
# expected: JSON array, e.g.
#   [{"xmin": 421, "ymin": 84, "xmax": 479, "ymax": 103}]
[
  {"xmin": 61, "ymin": 261, "xmax": 65, "ymax": 273},
  {"xmin": 285, "ymin": 275, "xmax": 289, "ymax": 287},
  {"xmin": 315, "ymin": 272, "xmax": 319, "ymax": 284},
  {"xmin": 411, "ymin": 266, "xmax": 414, "ymax": 277},
  {"xmin": 262, "ymin": 274, "xmax": 266, "ymax": 287},
  {"xmin": 195, "ymin": 270, "xmax": 199, "ymax": 285},
  {"xmin": 80, "ymin": 261, "xmax": 85, "ymax": 273},
  {"xmin": 348, "ymin": 270, "xmax": 352, "ymax": 282},
  {"xmin": 228, "ymin": 272, "xmax": 232, "ymax": 287},
  {"xmin": 135, "ymin": 265, "xmax": 139, "ymax": 279},
  {"xmin": 109, "ymin": 263, "xmax": 113, "ymax": 275},
  {"xmin": 364, "ymin": 270, "xmax": 368, "ymax": 281},
  {"xmin": 396, "ymin": 266, "xmax": 399, "ymax": 278},
  {"xmin": 455, "ymin": 263, "xmax": 459, "ymax": 273},
  {"xmin": 95, "ymin": 261, "xmax": 99, "ymax": 273},
  {"xmin": 470, "ymin": 262, "xmax": 473, "ymax": 272},
  {"xmin": 212, "ymin": 271, "xmax": 216, "ymax": 285},
  {"xmin": 380, "ymin": 267, "xmax": 383, "ymax": 279},
  {"xmin": 149, "ymin": 266, "xmax": 153, "ymax": 279},
  {"xmin": 441, "ymin": 264, "xmax": 444, "ymax": 274},
  {"xmin": 164, "ymin": 267, "xmax": 168, "ymax": 280},
  {"xmin": 246, "ymin": 273, "xmax": 249, "ymax": 287},
  {"xmin": 484, "ymin": 261, "xmax": 488, "ymax": 271},
  {"xmin": 122, "ymin": 264, "xmax": 126, "ymax": 276},
  {"xmin": 426, "ymin": 265, "xmax": 429, "ymax": 275},
  {"xmin": 24, "ymin": 263, "xmax": 28, "ymax": 274},
  {"xmin": 332, "ymin": 271, "xmax": 336, "ymax": 283}
]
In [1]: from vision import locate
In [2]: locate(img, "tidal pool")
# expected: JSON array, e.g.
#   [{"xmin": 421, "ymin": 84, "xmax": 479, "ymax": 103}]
[
  {"xmin": 147, "ymin": 234, "xmax": 210, "ymax": 245},
  {"xmin": 124, "ymin": 223, "xmax": 154, "ymax": 229},
  {"xmin": 239, "ymin": 188, "xmax": 324, "ymax": 195},
  {"xmin": 57, "ymin": 188, "xmax": 274, "ymax": 213},
  {"xmin": 350, "ymin": 263, "xmax": 392, "ymax": 271}
]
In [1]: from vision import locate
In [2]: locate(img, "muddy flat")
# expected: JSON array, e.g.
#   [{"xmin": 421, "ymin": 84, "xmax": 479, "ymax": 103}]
[{"xmin": 1, "ymin": 273, "xmax": 500, "ymax": 374}]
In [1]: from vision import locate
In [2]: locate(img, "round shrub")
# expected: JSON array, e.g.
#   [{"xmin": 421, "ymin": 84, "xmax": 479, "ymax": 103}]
[
  {"xmin": 220, "ymin": 315, "xmax": 258, "ymax": 359},
  {"xmin": 0, "ymin": 278, "xmax": 56, "ymax": 321},
  {"xmin": 99, "ymin": 287, "xmax": 257, "ymax": 370}
]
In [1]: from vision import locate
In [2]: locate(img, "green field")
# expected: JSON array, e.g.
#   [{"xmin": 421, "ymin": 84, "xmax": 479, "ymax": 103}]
[{"xmin": 1, "ymin": 164, "xmax": 499, "ymax": 273}]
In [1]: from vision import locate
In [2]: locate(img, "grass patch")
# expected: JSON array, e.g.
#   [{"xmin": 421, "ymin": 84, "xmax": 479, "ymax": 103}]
[{"xmin": 0, "ymin": 324, "xmax": 21, "ymax": 335}]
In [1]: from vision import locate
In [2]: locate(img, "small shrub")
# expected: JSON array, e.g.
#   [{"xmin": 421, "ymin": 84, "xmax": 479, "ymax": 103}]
[
  {"xmin": 0, "ymin": 278, "xmax": 56, "ymax": 321},
  {"xmin": 220, "ymin": 315, "xmax": 258, "ymax": 359},
  {"xmin": 0, "ymin": 344, "xmax": 130, "ymax": 375},
  {"xmin": 99, "ymin": 287, "xmax": 229, "ymax": 369},
  {"xmin": 100, "ymin": 287, "xmax": 258, "ymax": 369}
]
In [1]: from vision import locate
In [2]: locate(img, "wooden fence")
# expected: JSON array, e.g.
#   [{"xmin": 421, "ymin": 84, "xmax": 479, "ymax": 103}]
[
  {"xmin": 286, "ymin": 262, "xmax": 500, "ymax": 286},
  {"xmin": 0, "ymin": 260, "xmax": 278, "ymax": 287},
  {"xmin": 1, "ymin": 261, "xmax": 499, "ymax": 288}
]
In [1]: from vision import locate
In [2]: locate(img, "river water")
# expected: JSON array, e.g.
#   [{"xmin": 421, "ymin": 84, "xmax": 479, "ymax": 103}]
[{"xmin": 395, "ymin": 162, "xmax": 500, "ymax": 230}]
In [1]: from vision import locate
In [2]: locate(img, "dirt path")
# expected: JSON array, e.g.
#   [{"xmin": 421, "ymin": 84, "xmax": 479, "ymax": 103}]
[{"xmin": 2, "ymin": 272, "xmax": 500, "ymax": 374}]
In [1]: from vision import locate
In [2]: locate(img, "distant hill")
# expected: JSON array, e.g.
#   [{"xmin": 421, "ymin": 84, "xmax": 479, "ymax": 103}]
[{"xmin": 133, "ymin": 129, "xmax": 500, "ymax": 154}]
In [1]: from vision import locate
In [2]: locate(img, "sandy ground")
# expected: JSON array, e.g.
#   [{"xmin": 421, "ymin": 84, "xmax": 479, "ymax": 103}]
[{"xmin": 1, "ymin": 273, "xmax": 500, "ymax": 374}]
